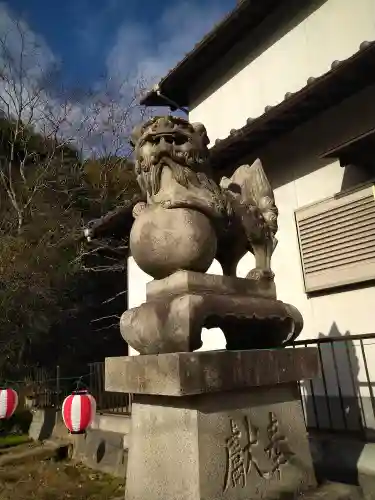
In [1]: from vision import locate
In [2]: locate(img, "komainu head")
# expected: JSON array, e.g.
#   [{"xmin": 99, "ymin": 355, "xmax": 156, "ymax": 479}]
[{"xmin": 130, "ymin": 116, "xmax": 210, "ymax": 195}]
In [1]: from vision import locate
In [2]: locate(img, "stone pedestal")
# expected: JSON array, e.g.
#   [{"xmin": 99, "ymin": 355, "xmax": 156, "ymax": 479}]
[
  {"xmin": 105, "ymin": 348, "xmax": 319, "ymax": 500},
  {"xmin": 120, "ymin": 270, "xmax": 304, "ymax": 355}
]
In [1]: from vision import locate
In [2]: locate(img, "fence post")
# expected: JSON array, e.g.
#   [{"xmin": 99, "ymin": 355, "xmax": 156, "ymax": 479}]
[
  {"xmin": 89, "ymin": 363, "xmax": 93, "ymax": 394},
  {"xmin": 56, "ymin": 365, "xmax": 60, "ymax": 410}
]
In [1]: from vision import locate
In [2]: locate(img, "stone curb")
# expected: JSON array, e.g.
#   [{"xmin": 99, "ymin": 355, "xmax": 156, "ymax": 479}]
[{"xmin": 0, "ymin": 442, "xmax": 64, "ymax": 466}]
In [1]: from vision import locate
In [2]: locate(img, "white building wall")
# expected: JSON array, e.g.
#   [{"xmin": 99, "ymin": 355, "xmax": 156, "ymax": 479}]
[
  {"xmin": 127, "ymin": 257, "xmax": 151, "ymax": 356},
  {"xmin": 190, "ymin": 0, "xmax": 375, "ymax": 143}
]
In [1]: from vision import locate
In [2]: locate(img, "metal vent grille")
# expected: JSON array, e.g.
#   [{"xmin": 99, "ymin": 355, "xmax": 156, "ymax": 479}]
[{"xmin": 295, "ymin": 185, "xmax": 375, "ymax": 292}]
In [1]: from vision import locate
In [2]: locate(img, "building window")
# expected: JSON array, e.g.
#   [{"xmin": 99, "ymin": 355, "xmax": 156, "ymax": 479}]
[{"xmin": 295, "ymin": 184, "xmax": 375, "ymax": 293}]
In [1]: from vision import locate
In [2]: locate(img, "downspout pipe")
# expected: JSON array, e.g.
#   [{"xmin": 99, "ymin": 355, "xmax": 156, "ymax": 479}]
[
  {"xmin": 155, "ymin": 89, "xmax": 189, "ymax": 115},
  {"xmin": 141, "ymin": 85, "xmax": 189, "ymax": 115}
]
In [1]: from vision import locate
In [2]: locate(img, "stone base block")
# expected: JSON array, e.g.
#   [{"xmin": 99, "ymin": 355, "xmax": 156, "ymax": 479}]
[
  {"xmin": 105, "ymin": 347, "xmax": 318, "ymax": 396},
  {"xmin": 125, "ymin": 384, "xmax": 316, "ymax": 500},
  {"xmin": 29, "ymin": 408, "xmax": 57, "ymax": 441},
  {"xmin": 72, "ymin": 429, "xmax": 127, "ymax": 478}
]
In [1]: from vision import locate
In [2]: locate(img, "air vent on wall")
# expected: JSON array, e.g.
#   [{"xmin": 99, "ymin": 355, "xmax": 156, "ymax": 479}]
[{"xmin": 295, "ymin": 185, "xmax": 375, "ymax": 292}]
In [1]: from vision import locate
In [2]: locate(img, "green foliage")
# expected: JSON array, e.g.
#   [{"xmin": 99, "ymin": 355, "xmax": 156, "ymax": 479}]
[
  {"xmin": 82, "ymin": 157, "xmax": 139, "ymax": 214},
  {"xmin": 0, "ymin": 435, "xmax": 31, "ymax": 449},
  {"xmin": 0, "ymin": 409, "xmax": 33, "ymax": 440}
]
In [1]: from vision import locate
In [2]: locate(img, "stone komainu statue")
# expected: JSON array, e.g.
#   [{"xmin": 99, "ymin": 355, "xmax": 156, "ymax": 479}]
[
  {"xmin": 129, "ymin": 115, "xmax": 278, "ymax": 283},
  {"xmin": 85, "ymin": 116, "xmax": 303, "ymax": 354}
]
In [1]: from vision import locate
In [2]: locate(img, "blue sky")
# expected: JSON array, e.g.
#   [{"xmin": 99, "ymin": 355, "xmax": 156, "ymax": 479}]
[
  {"xmin": 0, "ymin": 0, "xmax": 235, "ymax": 156},
  {"xmin": 5, "ymin": 0, "xmax": 235, "ymax": 90}
]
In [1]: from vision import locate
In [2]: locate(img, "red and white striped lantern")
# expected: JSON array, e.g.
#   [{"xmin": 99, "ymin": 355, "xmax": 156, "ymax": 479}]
[
  {"xmin": 62, "ymin": 390, "xmax": 96, "ymax": 434},
  {"xmin": 0, "ymin": 388, "xmax": 18, "ymax": 420}
]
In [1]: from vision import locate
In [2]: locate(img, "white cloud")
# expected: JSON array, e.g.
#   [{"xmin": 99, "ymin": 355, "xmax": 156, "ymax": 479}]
[
  {"xmin": 0, "ymin": 2, "xmax": 56, "ymax": 79},
  {"xmin": 106, "ymin": 1, "xmax": 230, "ymax": 88}
]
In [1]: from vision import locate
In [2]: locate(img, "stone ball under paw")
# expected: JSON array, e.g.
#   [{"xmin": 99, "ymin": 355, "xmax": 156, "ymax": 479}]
[{"xmin": 130, "ymin": 206, "xmax": 217, "ymax": 279}]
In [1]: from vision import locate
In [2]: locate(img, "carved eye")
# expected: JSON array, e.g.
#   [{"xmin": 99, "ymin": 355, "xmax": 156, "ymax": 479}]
[{"xmin": 174, "ymin": 134, "xmax": 186, "ymax": 146}]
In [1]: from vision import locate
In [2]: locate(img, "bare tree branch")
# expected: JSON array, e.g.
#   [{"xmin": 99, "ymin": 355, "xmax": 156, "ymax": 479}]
[
  {"xmin": 90, "ymin": 315, "xmax": 121, "ymax": 323},
  {"xmin": 102, "ymin": 289, "xmax": 127, "ymax": 305}
]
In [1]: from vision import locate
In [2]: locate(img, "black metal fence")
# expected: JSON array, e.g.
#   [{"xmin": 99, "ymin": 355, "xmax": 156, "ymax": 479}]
[
  {"xmin": 292, "ymin": 333, "xmax": 375, "ymax": 440},
  {"xmin": 88, "ymin": 362, "xmax": 132, "ymax": 415},
  {"xmin": 8, "ymin": 333, "xmax": 375, "ymax": 440},
  {"xmin": 0, "ymin": 365, "xmax": 69, "ymax": 410},
  {"xmin": 4, "ymin": 363, "xmax": 132, "ymax": 415}
]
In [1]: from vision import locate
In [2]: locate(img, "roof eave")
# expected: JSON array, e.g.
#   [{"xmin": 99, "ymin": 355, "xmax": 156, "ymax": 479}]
[
  {"xmin": 140, "ymin": 0, "xmax": 282, "ymax": 108},
  {"xmin": 209, "ymin": 40, "xmax": 375, "ymax": 170}
]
